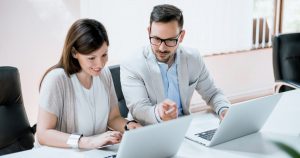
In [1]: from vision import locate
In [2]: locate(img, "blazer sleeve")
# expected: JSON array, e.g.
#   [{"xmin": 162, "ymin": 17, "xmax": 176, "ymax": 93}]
[
  {"xmin": 193, "ymin": 52, "xmax": 230, "ymax": 115},
  {"xmin": 120, "ymin": 64, "xmax": 159, "ymax": 125}
]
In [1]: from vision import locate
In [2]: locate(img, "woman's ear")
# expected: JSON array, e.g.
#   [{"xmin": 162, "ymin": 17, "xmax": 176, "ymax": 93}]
[
  {"xmin": 71, "ymin": 47, "xmax": 77, "ymax": 58},
  {"xmin": 72, "ymin": 53, "xmax": 77, "ymax": 59}
]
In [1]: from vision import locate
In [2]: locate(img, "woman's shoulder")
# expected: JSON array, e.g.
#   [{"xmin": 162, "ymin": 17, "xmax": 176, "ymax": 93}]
[
  {"xmin": 43, "ymin": 68, "xmax": 69, "ymax": 83},
  {"xmin": 98, "ymin": 66, "xmax": 113, "ymax": 85},
  {"xmin": 99, "ymin": 66, "xmax": 111, "ymax": 78}
]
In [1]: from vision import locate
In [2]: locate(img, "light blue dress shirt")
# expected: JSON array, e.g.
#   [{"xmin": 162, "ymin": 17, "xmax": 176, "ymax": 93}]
[{"xmin": 157, "ymin": 55, "xmax": 183, "ymax": 116}]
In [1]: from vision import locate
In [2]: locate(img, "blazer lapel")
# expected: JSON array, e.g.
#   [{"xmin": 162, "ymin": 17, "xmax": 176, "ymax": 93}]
[
  {"xmin": 145, "ymin": 47, "xmax": 165, "ymax": 103},
  {"xmin": 177, "ymin": 49, "xmax": 189, "ymax": 111}
]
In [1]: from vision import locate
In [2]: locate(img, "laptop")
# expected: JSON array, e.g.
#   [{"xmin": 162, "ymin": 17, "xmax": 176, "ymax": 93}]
[
  {"xmin": 95, "ymin": 116, "xmax": 192, "ymax": 158},
  {"xmin": 185, "ymin": 93, "xmax": 282, "ymax": 147}
]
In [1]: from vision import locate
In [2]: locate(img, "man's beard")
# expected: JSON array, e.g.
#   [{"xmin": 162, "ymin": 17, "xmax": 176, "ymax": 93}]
[{"xmin": 155, "ymin": 50, "xmax": 173, "ymax": 63}]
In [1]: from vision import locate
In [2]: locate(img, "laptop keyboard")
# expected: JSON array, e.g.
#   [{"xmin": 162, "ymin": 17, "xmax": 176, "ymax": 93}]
[
  {"xmin": 104, "ymin": 154, "xmax": 117, "ymax": 158},
  {"xmin": 194, "ymin": 129, "xmax": 217, "ymax": 141}
]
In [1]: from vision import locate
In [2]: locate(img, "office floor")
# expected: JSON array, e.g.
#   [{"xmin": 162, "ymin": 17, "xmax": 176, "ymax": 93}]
[{"xmin": 190, "ymin": 48, "xmax": 274, "ymax": 112}]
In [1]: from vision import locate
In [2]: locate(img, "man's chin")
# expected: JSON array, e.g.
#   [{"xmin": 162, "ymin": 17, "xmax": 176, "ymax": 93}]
[
  {"xmin": 157, "ymin": 58, "xmax": 168, "ymax": 63},
  {"xmin": 155, "ymin": 55, "xmax": 167, "ymax": 62}
]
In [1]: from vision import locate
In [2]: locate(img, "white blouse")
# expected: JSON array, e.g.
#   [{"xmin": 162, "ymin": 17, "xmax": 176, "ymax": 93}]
[
  {"xmin": 39, "ymin": 67, "xmax": 118, "ymax": 134},
  {"xmin": 71, "ymin": 74, "xmax": 109, "ymax": 136}
]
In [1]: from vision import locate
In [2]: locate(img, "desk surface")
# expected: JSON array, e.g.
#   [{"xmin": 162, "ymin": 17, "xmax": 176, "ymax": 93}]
[{"xmin": 4, "ymin": 90, "xmax": 300, "ymax": 158}]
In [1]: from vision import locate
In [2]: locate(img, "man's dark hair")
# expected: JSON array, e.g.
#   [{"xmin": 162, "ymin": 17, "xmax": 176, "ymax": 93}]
[{"xmin": 150, "ymin": 4, "xmax": 184, "ymax": 29}]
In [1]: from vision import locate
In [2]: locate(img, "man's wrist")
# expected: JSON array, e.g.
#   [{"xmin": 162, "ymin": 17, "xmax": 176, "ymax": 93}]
[
  {"xmin": 124, "ymin": 120, "xmax": 138, "ymax": 131},
  {"xmin": 217, "ymin": 107, "xmax": 229, "ymax": 116},
  {"xmin": 154, "ymin": 104, "xmax": 163, "ymax": 123}
]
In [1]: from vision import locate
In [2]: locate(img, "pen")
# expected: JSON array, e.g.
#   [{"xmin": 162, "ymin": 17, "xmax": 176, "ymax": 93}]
[{"xmin": 165, "ymin": 107, "xmax": 175, "ymax": 114}]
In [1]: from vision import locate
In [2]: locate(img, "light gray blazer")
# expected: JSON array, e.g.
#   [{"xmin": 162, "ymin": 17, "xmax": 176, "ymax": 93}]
[{"xmin": 121, "ymin": 45, "xmax": 230, "ymax": 125}]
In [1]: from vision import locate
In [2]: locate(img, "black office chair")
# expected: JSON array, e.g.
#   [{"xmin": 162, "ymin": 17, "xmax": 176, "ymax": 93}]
[
  {"xmin": 0, "ymin": 66, "xmax": 36, "ymax": 156},
  {"xmin": 273, "ymin": 33, "xmax": 300, "ymax": 93},
  {"xmin": 109, "ymin": 65, "xmax": 129, "ymax": 118}
]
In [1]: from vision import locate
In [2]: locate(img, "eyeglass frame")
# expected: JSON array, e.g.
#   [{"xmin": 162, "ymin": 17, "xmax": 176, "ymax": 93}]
[{"xmin": 149, "ymin": 31, "xmax": 182, "ymax": 47}]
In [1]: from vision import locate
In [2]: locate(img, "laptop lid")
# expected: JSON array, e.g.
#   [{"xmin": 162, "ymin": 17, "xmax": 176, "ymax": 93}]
[
  {"xmin": 116, "ymin": 116, "xmax": 192, "ymax": 158},
  {"xmin": 186, "ymin": 93, "xmax": 282, "ymax": 147}
]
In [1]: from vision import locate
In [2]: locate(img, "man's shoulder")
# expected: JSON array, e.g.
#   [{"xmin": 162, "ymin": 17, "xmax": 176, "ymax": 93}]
[
  {"xmin": 177, "ymin": 46, "xmax": 203, "ymax": 66},
  {"xmin": 121, "ymin": 46, "xmax": 149, "ymax": 68},
  {"xmin": 178, "ymin": 46, "xmax": 201, "ymax": 58}
]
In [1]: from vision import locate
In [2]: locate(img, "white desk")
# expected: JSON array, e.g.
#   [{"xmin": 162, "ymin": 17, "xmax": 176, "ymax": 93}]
[{"xmin": 4, "ymin": 90, "xmax": 300, "ymax": 158}]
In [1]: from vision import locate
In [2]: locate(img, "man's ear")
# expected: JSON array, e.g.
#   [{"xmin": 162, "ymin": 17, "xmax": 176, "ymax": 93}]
[
  {"xmin": 147, "ymin": 26, "xmax": 151, "ymax": 36},
  {"xmin": 179, "ymin": 30, "xmax": 185, "ymax": 43}
]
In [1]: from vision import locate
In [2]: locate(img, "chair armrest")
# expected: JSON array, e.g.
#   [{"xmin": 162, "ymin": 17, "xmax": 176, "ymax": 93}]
[
  {"xmin": 274, "ymin": 80, "xmax": 300, "ymax": 93},
  {"xmin": 31, "ymin": 124, "xmax": 36, "ymax": 134}
]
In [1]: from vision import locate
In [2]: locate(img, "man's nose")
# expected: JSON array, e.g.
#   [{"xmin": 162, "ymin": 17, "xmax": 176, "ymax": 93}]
[{"xmin": 159, "ymin": 41, "xmax": 168, "ymax": 52}]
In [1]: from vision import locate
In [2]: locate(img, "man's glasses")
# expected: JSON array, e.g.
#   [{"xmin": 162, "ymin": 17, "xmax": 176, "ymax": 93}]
[{"xmin": 149, "ymin": 31, "xmax": 182, "ymax": 47}]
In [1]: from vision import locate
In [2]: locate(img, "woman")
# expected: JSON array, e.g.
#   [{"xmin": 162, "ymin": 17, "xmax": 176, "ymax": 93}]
[{"xmin": 37, "ymin": 19, "xmax": 141, "ymax": 149}]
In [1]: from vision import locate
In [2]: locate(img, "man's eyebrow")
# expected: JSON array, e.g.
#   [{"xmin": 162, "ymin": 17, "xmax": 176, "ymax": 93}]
[{"xmin": 150, "ymin": 35, "xmax": 178, "ymax": 40}]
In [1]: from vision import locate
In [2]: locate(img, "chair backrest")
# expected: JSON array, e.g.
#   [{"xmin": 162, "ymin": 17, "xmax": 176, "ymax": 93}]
[
  {"xmin": 0, "ymin": 66, "xmax": 35, "ymax": 155},
  {"xmin": 273, "ymin": 33, "xmax": 300, "ymax": 92},
  {"xmin": 109, "ymin": 65, "xmax": 129, "ymax": 118}
]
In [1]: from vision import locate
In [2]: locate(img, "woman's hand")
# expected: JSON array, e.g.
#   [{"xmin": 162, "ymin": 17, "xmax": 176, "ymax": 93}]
[{"xmin": 79, "ymin": 131, "xmax": 122, "ymax": 149}]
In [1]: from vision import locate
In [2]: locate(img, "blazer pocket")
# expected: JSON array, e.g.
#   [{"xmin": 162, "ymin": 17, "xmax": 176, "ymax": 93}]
[
  {"xmin": 188, "ymin": 79, "xmax": 198, "ymax": 88},
  {"xmin": 187, "ymin": 81, "xmax": 197, "ymax": 99}
]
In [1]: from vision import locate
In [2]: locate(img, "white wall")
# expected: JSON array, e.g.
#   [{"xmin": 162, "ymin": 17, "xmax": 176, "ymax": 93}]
[
  {"xmin": 0, "ymin": 0, "xmax": 80, "ymax": 124},
  {"xmin": 81, "ymin": 0, "xmax": 253, "ymax": 64},
  {"xmin": 0, "ymin": 0, "xmax": 273, "ymax": 125}
]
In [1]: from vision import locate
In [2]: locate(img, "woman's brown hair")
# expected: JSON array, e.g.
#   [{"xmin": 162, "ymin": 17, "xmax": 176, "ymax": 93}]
[{"xmin": 39, "ymin": 19, "xmax": 109, "ymax": 90}]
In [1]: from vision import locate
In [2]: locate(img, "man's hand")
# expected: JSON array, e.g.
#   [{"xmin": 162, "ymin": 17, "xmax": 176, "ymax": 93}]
[
  {"xmin": 219, "ymin": 109, "xmax": 228, "ymax": 120},
  {"xmin": 157, "ymin": 99, "xmax": 178, "ymax": 121}
]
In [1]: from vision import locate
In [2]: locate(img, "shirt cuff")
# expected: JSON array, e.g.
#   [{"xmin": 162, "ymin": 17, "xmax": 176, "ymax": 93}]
[
  {"xmin": 217, "ymin": 106, "xmax": 229, "ymax": 116},
  {"xmin": 154, "ymin": 104, "xmax": 163, "ymax": 123}
]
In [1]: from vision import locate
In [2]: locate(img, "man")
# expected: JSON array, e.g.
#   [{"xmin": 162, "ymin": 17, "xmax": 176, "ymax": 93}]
[{"xmin": 121, "ymin": 4, "xmax": 230, "ymax": 125}]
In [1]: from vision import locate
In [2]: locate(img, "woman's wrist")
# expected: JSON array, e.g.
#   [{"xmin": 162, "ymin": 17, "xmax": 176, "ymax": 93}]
[
  {"xmin": 78, "ymin": 136, "xmax": 93, "ymax": 149},
  {"xmin": 66, "ymin": 134, "xmax": 83, "ymax": 149}
]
